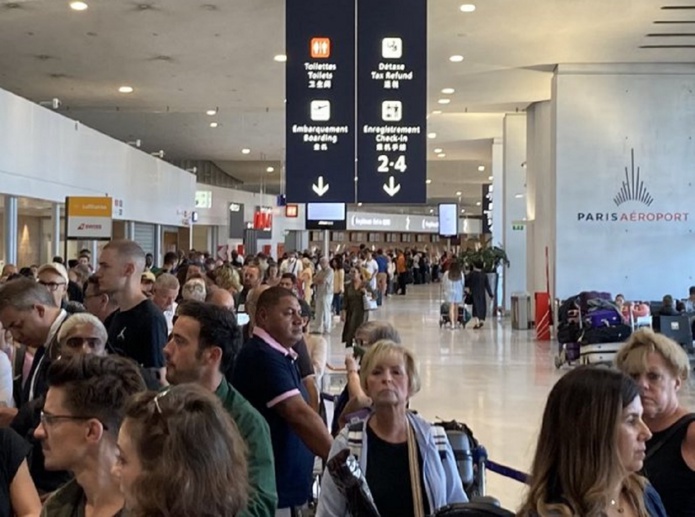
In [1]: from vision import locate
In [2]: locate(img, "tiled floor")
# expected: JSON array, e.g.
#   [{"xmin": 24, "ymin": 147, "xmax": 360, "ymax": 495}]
[{"xmin": 323, "ymin": 282, "xmax": 557, "ymax": 511}]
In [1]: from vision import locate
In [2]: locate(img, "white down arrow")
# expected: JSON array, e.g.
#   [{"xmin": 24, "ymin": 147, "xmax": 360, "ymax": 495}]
[
  {"xmin": 312, "ymin": 176, "xmax": 330, "ymax": 196},
  {"xmin": 383, "ymin": 176, "xmax": 401, "ymax": 197}
]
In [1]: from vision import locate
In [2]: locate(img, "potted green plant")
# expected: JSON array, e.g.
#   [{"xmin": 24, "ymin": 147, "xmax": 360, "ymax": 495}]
[{"xmin": 458, "ymin": 241, "xmax": 510, "ymax": 315}]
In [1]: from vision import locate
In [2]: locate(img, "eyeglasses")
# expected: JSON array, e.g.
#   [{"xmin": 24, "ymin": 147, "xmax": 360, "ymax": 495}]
[
  {"xmin": 40, "ymin": 410, "xmax": 109, "ymax": 430},
  {"xmin": 39, "ymin": 281, "xmax": 66, "ymax": 292},
  {"xmin": 64, "ymin": 336, "xmax": 102, "ymax": 349}
]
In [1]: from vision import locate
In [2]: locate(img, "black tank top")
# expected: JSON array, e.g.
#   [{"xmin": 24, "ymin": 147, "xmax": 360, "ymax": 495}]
[{"xmin": 644, "ymin": 414, "xmax": 695, "ymax": 517}]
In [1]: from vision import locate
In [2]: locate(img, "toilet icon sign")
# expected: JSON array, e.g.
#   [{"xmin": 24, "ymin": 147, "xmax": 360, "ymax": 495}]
[{"xmin": 311, "ymin": 37, "xmax": 331, "ymax": 58}]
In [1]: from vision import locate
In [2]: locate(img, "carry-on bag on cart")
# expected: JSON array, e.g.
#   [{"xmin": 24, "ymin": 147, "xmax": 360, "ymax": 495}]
[
  {"xmin": 580, "ymin": 342, "xmax": 622, "ymax": 365},
  {"xmin": 581, "ymin": 324, "xmax": 632, "ymax": 344},
  {"xmin": 432, "ymin": 502, "xmax": 514, "ymax": 516},
  {"xmin": 584, "ymin": 308, "xmax": 622, "ymax": 328}
]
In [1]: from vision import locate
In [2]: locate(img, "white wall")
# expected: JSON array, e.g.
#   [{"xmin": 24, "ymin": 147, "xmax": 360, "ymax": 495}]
[
  {"xmin": 526, "ymin": 101, "xmax": 554, "ymax": 296},
  {"xmin": 0, "ymin": 88, "xmax": 195, "ymax": 226},
  {"xmin": 503, "ymin": 114, "xmax": 528, "ymax": 307},
  {"xmin": 554, "ymin": 64, "xmax": 695, "ymax": 300}
]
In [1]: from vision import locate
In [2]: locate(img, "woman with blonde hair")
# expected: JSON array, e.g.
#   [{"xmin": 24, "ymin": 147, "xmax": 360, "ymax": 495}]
[
  {"xmin": 317, "ymin": 341, "xmax": 467, "ymax": 516},
  {"xmin": 299, "ymin": 257, "xmax": 314, "ymax": 303},
  {"xmin": 518, "ymin": 366, "xmax": 665, "ymax": 517},
  {"xmin": 615, "ymin": 328, "xmax": 695, "ymax": 517},
  {"xmin": 113, "ymin": 383, "xmax": 249, "ymax": 517},
  {"xmin": 214, "ymin": 265, "xmax": 242, "ymax": 295}
]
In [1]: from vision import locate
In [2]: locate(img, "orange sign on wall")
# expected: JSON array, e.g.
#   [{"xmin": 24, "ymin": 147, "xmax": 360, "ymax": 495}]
[
  {"xmin": 310, "ymin": 37, "xmax": 331, "ymax": 58},
  {"xmin": 65, "ymin": 196, "xmax": 113, "ymax": 240},
  {"xmin": 66, "ymin": 197, "xmax": 112, "ymax": 217}
]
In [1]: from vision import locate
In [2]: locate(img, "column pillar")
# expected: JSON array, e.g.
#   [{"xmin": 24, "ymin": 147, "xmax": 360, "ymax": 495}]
[
  {"xmin": 4, "ymin": 196, "xmax": 17, "ymax": 266},
  {"xmin": 491, "ymin": 137, "xmax": 504, "ymax": 305},
  {"xmin": 502, "ymin": 113, "xmax": 527, "ymax": 309},
  {"xmin": 154, "ymin": 224, "xmax": 162, "ymax": 267},
  {"xmin": 125, "ymin": 221, "xmax": 135, "ymax": 241},
  {"xmin": 51, "ymin": 202, "xmax": 61, "ymax": 259},
  {"xmin": 323, "ymin": 230, "xmax": 329, "ymax": 258}
]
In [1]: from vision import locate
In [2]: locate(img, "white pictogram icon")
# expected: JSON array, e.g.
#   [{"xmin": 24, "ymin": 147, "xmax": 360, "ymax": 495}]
[
  {"xmin": 382, "ymin": 38, "xmax": 402, "ymax": 59},
  {"xmin": 310, "ymin": 100, "xmax": 331, "ymax": 121},
  {"xmin": 382, "ymin": 101, "xmax": 402, "ymax": 121}
]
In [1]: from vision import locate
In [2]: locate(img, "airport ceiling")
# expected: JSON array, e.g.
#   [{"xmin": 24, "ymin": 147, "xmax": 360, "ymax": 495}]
[{"xmin": 0, "ymin": 0, "xmax": 692, "ymax": 215}]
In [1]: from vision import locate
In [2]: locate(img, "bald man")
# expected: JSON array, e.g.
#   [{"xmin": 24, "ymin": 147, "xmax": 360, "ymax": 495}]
[{"xmin": 207, "ymin": 287, "xmax": 235, "ymax": 312}]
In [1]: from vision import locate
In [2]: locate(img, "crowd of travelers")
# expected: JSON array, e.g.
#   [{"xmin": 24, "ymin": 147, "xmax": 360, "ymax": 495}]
[{"xmin": 0, "ymin": 240, "xmax": 690, "ymax": 516}]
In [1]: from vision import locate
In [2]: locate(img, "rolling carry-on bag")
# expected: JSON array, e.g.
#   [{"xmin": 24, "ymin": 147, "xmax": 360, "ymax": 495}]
[
  {"xmin": 585, "ymin": 308, "xmax": 622, "ymax": 328},
  {"xmin": 580, "ymin": 342, "xmax": 622, "ymax": 365},
  {"xmin": 581, "ymin": 324, "xmax": 632, "ymax": 344}
]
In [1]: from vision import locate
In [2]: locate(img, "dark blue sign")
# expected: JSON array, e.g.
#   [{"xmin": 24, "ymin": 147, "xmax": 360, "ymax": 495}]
[
  {"xmin": 285, "ymin": 0, "xmax": 356, "ymax": 203},
  {"xmin": 356, "ymin": 0, "xmax": 427, "ymax": 204}
]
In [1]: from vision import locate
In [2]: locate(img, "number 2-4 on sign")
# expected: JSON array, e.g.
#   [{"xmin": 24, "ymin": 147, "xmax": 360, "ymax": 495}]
[{"xmin": 377, "ymin": 155, "xmax": 407, "ymax": 173}]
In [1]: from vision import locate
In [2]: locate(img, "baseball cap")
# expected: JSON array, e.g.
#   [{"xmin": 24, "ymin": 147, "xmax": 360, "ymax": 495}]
[{"xmin": 37, "ymin": 262, "xmax": 69, "ymax": 284}]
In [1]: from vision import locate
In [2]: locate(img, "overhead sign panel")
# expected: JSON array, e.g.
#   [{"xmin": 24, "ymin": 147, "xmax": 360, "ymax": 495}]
[
  {"xmin": 285, "ymin": 0, "xmax": 356, "ymax": 203},
  {"xmin": 356, "ymin": 0, "xmax": 427, "ymax": 204},
  {"xmin": 65, "ymin": 196, "xmax": 113, "ymax": 240}
]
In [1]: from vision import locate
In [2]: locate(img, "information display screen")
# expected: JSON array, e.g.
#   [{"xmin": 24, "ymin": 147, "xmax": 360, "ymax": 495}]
[
  {"xmin": 438, "ymin": 203, "xmax": 458, "ymax": 237},
  {"xmin": 306, "ymin": 203, "xmax": 347, "ymax": 230}
]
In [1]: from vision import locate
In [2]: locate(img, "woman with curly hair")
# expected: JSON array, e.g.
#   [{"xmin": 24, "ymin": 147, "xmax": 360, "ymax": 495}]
[{"xmin": 113, "ymin": 383, "xmax": 249, "ymax": 517}]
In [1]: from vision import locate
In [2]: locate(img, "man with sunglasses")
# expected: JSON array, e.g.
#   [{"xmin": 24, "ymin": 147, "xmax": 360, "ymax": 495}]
[
  {"xmin": 35, "ymin": 354, "xmax": 146, "ymax": 516},
  {"xmin": 37, "ymin": 262, "xmax": 69, "ymax": 309}
]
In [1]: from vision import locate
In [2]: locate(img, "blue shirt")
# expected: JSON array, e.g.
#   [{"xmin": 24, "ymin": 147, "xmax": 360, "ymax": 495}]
[
  {"xmin": 375, "ymin": 255, "xmax": 388, "ymax": 274},
  {"xmin": 232, "ymin": 329, "xmax": 314, "ymax": 508}
]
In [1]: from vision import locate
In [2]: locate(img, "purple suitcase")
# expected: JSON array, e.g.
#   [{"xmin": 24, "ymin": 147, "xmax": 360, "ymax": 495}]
[{"xmin": 585, "ymin": 308, "xmax": 622, "ymax": 328}]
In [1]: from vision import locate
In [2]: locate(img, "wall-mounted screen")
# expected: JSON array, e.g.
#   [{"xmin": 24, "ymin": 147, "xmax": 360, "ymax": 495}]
[
  {"xmin": 438, "ymin": 203, "xmax": 458, "ymax": 237},
  {"xmin": 306, "ymin": 203, "xmax": 347, "ymax": 230}
]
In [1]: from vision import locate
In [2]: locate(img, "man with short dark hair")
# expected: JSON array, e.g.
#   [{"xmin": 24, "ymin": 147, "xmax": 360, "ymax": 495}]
[
  {"xmin": 164, "ymin": 301, "xmax": 277, "ymax": 517},
  {"xmin": 233, "ymin": 287, "xmax": 333, "ymax": 514},
  {"xmin": 279, "ymin": 273, "xmax": 297, "ymax": 294},
  {"xmin": 96, "ymin": 239, "xmax": 167, "ymax": 383},
  {"xmin": 83, "ymin": 276, "xmax": 118, "ymax": 328},
  {"xmin": 238, "ymin": 264, "xmax": 262, "ymax": 308},
  {"xmin": 36, "ymin": 354, "xmax": 146, "ymax": 516},
  {"xmin": 159, "ymin": 251, "xmax": 178, "ymax": 275}
]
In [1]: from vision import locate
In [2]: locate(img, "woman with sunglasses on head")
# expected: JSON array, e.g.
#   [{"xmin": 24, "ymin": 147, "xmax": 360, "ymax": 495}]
[
  {"xmin": 113, "ymin": 384, "xmax": 249, "ymax": 517},
  {"xmin": 519, "ymin": 366, "xmax": 666, "ymax": 517},
  {"xmin": 615, "ymin": 328, "xmax": 695, "ymax": 517}
]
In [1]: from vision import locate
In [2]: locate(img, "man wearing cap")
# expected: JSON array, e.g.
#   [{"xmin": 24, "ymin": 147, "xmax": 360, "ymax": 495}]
[{"xmin": 37, "ymin": 263, "xmax": 69, "ymax": 309}]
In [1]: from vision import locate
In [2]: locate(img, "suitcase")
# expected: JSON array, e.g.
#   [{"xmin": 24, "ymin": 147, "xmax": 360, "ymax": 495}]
[
  {"xmin": 580, "ymin": 342, "xmax": 622, "ymax": 365},
  {"xmin": 581, "ymin": 324, "xmax": 632, "ymax": 344},
  {"xmin": 585, "ymin": 308, "xmax": 622, "ymax": 328}
]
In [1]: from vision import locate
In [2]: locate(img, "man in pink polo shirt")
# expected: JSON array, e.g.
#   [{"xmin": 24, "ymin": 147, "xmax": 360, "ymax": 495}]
[{"xmin": 232, "ymin": 286, "xmax": 332, "ymax": 516}]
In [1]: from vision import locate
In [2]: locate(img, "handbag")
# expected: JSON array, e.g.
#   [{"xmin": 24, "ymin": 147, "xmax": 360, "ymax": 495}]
[{"xmin": 363, "ymin": 293, "xmax": 378, "ymax": 311}]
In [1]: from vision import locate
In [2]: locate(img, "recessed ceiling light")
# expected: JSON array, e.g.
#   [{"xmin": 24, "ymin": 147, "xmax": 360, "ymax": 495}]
[
  {"xmin": 429, "ymin": 209, "xmax": 434, "ymax": 214},
  {"xmin": 266, "ymin": 166, "xmax": 274, "ymax": 173},
  {"xmin": 358, "ymin": 202, "xmax": 363, "ymax": 207},
  {"xmin": 476, "ymin": 201, "xmax": 482, "ymax": 206},
  {"xmin": 438, "ymin": 153, "xmax": 446, "ymax": 158},
  {"xmin": 206, "ymin": 109, "xmax": 217, "ymax": 116},
  {"xmin": 274, "ymin": 54, "xmax": 287, "ymax": 62},
  {"xmin": 449, "ymin": 55, "xmax": 464, "ymax": 63},
  {"xmin": 241, "ymin": 148, "xmax": 251, "ymax": 154},
  {"xmin": 437, "ymin": 98, "xmax": 451, "ymax": 105},
  {"xmin": 460, "ymin": 4, "xmax": 476, "ymax": 12},
  {"xmin": 431, "ymin": 110, "xmax": 442, "ymax": 115},
  {"xmin": 426, "ymin": 179, "xmax": 432, "ymax": 184},
  {"xmin": 433, "ymin": 148, "xmax": 443, "ymax": 153},
  {"xmin": 456, "ymin": 191, "xmax": 462, "ymax": 196},
  {"xmin": 69, "ymin": 1, "xmax": 88, "ymax": 11},
  {"xmin": 118, "ymin": 86, "xmax": 134, "ymax": 93},
  {"xmin": 427, "ymin": 132, "xmax": 437, "ymax": 139},
  {"xmin": 488, "ymin": 175, "xmax": 493, "ymax": 181},
  {"xmin": 441, "ymin": 87, "xmax": 455, "ymax": 94},
  {"xmin": 461, "ymin": 209, "xmax": 466, "ymax": 213},
  {"xmin": 478, "ymin": 165, "xmax": 485, "ymax": 172},
  {"xmin": 515, "ymin": 193, "xmax": 524, "ymax": 198},
  {"xmin": 209, "ymin": 122, "xmax": 218, "ymax": 128}
]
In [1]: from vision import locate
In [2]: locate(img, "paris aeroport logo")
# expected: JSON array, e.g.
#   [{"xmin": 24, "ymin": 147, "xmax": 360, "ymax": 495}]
[{"xmin": 577, "ymin": 148, "xmax": 688, "ymax": 223}]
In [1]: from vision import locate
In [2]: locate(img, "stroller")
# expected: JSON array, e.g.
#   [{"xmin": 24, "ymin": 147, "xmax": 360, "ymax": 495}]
[{"xmin": 440, "ymin": 302, "xmax": 472, "ymax": 328}]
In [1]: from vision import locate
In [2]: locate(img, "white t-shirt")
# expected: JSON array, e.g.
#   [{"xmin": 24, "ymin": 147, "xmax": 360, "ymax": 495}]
[{"xmin": 366, "ymin": 259, "xmax": 379, "ymax": 289}]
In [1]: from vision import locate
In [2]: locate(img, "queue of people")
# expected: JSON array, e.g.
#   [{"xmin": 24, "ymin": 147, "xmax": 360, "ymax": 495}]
[{"xmin": 0, "ymin": 239, "xmax": 693, "ymax": 516}]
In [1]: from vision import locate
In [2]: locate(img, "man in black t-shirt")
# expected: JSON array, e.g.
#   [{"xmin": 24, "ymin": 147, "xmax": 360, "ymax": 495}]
[{"xmin": 96, "ymin": 239, "xmax": 167, "ymax": 383}]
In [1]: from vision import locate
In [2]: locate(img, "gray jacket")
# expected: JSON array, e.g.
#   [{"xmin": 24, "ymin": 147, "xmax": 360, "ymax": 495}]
[{"xmin": 316, "ymin": 412, "xmax": 468, "ymax": 516}]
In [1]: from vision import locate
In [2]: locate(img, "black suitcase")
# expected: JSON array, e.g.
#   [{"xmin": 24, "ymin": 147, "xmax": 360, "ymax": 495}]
[{"xmin": 581, "ymin": 324, "xmax": 632, "ymax": 344}]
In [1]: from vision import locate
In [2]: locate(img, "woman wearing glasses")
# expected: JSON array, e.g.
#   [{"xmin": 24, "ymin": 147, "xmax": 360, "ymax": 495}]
[
  {"xmin": 615, "ymin": 328, "xmax": 695, "ymax": 517},
  {"xmin": 113, "ymin": 384, "xmax": 249, "ymax": 517}
]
